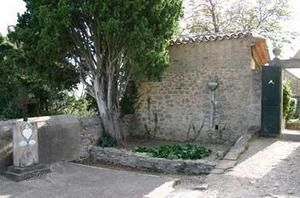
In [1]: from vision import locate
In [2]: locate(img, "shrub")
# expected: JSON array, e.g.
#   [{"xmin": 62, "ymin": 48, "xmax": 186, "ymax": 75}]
[
  {"xmin": 97, "ymin": 133, "xmax": 118, "ymax": 147},
  {"xmin": 287, "ymin": 98, "xmax": 297, "ymax": 120},
  {"xmin": 283, "ymin": 82, "xmax": 297, "ymax": 121},
  {"xmin": 135, "ymin": 144, "xmax": 211, "ymax": 160},
  {"xmin": 120, "ymin": 81, "xmax": 139, "ymax": 116}
]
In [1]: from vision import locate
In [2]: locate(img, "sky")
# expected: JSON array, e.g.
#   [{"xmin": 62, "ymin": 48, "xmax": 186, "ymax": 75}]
[
  {"xmin": 1, "ymin": 0, "xmax": 300, "ymax": 75},
  {"xmin": 282, "ymin": 0, "xmax": 300, "ymax": 58},
  {"xmin": 0, "ymin": 0, "xmax": 26, "ymax": 34}
]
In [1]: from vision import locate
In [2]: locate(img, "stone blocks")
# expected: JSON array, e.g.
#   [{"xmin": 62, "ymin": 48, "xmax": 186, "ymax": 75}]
[
  {"xmin": 132, "ymin": 38, "xmax": 262, "ymax": 143},
  {"xmin": 5, "ymin": 164, "xmax": 50, "ymax": 182},
  {"xmin": 0, "ymin": 115, "xmax": 83, "ymax": 170},
  {"xmin": 0, "ymin": 122, "xmax": 14, "ymax": 172},
  {"xmin": 37, "ymin": 115, "xmax": 80, "ymax": 164},
  {"xmin": 90, "ymin": 146, "xmax": 216, "ymax": 175}
]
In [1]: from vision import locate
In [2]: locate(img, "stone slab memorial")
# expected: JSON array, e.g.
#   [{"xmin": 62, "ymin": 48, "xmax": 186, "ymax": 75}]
[{"xmin": 5, "ymin": 121, "xmax": 50, "ymax": 181}]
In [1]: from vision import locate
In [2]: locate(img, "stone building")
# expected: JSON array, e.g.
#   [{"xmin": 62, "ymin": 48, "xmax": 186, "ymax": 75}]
[
  {"xmin": 282, "ymin": 50, "xmax": 300, "ymax": 116},
  {"xmin": 282, "ymin": 50, "xmax": 300, "ymax": 96},
  {"xmin": 131, "ymin": 32, "xmax": 270, "ymax": 144}
]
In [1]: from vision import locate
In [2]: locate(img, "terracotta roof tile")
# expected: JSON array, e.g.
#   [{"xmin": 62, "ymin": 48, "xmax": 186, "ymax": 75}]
[{"xmin": 169, "ymin": 32, "xmax": 253, "ymax": 46}]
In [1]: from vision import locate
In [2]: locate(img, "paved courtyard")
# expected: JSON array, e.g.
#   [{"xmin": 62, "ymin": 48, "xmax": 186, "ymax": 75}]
[
  {"xmin": 0, "ymin": 162, "xmax": 177, "ymax": 198},
  {"xmin": 0, "ymin": 130, "xmax": 299, "ymax": 198}
]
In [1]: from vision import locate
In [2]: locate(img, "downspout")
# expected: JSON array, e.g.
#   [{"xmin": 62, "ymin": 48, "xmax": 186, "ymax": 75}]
[{"xmin": 208, "ymin": 80, "xmax": 218, "ymax": 128}]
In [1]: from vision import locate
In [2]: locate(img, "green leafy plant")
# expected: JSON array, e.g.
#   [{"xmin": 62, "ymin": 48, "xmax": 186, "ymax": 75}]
[
  {"xmin": 283, "ymin": 82, "xmax": 297, "ymax": 121},
  {"xmin": 135, "ymin": 144, "xmax": 211, "ymax": 160},
  {"xmin": 97, "ymin": 133, "xmax": 118, "ymax": 148}
]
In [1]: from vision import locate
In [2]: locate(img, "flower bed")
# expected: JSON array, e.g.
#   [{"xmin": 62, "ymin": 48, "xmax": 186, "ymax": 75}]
[
  {"xmin": 135, "ymin": 144, "xmax": 211, "ymax": 160},
  {"xmin": 90, "ymin": 146, "xmax": 216, "ymax": 175}
]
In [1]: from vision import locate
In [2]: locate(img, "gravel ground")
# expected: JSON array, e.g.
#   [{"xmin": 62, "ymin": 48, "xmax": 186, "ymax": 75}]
[{"xmin": 166, "ymin": 130, "xmax": 300, "ymax": 198}]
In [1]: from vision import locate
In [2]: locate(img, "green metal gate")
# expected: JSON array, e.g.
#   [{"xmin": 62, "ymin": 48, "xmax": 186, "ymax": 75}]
[{"xmin": 261, "ymin": 66, "xmax": 282, "ymax": 136}]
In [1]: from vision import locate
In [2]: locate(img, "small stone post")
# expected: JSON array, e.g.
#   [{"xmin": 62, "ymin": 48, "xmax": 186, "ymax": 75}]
[
  {"xmin": 5, "ymin": 120, "xmax": 51, "ymax": 181},
  {"xmin": 269, "ymin": 47, "xmax": 282, "ymax": 67}
]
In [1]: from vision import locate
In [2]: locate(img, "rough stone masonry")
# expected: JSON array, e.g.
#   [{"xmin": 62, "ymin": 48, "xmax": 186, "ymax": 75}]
[{"xmin": 130, "ymin": 33, "xmax": 269, "ymax": 144}]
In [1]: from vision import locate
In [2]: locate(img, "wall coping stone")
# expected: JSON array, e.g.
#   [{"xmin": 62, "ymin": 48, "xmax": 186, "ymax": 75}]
[{"xmin": 0, "ymin": 115, "xmax": 79, "ymax": 125}]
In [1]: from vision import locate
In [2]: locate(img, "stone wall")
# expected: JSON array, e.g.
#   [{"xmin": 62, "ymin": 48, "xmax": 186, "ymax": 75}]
[
  {"xmin": 0, "ymin": 121, "xmax": 14, "ymax": 171},
  {"xmin": 283, "ymin": 69, "xmax": 300, "ymax": 96},
  {"xmin": 131, "ymin": 38, "xmax": 262, "ymax": 143},
  {"xmin": 79, "ymin": 116, "xmax": 103, "ymax": 159},
  {"xmin": 0, "ymin": 115, "xmax": 103, "ymax": 171},
  {"xmin": 90, "ymin": 147, "xmax": 216, "ymax": 175}
]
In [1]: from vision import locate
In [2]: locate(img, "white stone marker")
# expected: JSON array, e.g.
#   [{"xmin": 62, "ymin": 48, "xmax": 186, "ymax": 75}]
[
  {"xmin": 5, "ymin": 121, "xmax": 50, "ymax": 181},
  {"xmin": 14, "ymin": 121, "xmax": 39, "ymax": 167}
]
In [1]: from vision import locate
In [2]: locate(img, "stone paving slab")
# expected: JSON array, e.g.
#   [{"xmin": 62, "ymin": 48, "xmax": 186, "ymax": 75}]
[
  {"xmin": 215, "ymin": 160, "xmax": 236, "ymax": 170},
  {"xmin": 210, "ymin": 168, "xmax": 224, "ymax": 174},
  {"xmin": 223, "ymin": 133, "xmax": 255, "ymax": 161}
]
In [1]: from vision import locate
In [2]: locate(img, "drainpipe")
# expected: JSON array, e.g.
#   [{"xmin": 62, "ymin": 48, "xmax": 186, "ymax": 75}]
[{"xmin": 208, "ymin": 80, "xmax": 218, "ymax": 128}]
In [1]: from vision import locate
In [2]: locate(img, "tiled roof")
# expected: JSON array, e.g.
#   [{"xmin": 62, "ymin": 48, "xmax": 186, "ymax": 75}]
[{"xmin": 169, "ymin": 32, "xmax": 253, "ymax": 46}]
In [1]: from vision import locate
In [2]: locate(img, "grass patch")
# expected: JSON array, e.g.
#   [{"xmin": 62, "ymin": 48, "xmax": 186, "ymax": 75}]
[{"xmin": 135, "ymin": 144, "xmax": 211, "ymax": 160}]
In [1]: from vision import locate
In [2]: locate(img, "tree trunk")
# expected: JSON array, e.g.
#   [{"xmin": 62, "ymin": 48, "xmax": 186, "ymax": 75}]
[
  {"xmin": 100, "ymin": 109, "xmax": 122, "ymax": 141},
  {"xmin": 93, "ymin": 76, "xmax": 124, "ymax": 144}
]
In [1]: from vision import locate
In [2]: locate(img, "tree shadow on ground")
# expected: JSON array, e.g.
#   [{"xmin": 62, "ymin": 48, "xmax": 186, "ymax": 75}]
[{"xmin": 203, "ymin": 130, "xmax": 300, "ymax": 198}]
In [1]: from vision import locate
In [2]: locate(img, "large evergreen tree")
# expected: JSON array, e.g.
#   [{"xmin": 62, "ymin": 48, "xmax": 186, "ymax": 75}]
[
  {"xmin": 0, "ymin": 35, "xmax": 79, "ymax": 119},
  {"xmin": 11, "ymin": 0, "xmax": 183, "ymax": 143}
]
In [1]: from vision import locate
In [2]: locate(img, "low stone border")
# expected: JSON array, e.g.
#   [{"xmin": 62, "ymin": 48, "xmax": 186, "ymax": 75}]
[
  {"xmin": 286, "ymin": 122, "xmax": 300, "ymax": 130},
  {"xmin": 90, "ymin": 146, "xmax": 216, "ymax": 175}
]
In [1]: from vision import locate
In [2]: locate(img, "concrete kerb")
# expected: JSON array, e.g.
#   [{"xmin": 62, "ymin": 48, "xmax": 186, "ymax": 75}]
[{"xmin": 89, "ymin": 146, "xmax": 216, "ymax": 175}]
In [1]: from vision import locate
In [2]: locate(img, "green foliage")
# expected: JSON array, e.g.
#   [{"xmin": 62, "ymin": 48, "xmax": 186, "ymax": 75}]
[
  {"xmin": 283, "ymin": 82, "xmax": 297, "ymax": 121},
  {"xmin": 283, "ymin": 82, "xmax": 292, "ymax": 119},
  {"xmin": 97, "ymin": 133, "xmax": 118, "ymax": 148},
  {"xmin": 10, "ymin": 0, "xmax": 183, "ymax": 140},
  {"xmin": 50, "ymin": 92, "xmax": 98, "ymax": 117},
  {"xmin": 135, "ymin": 144, "xmax": 211, "ymax": 160},
  {"xmin": 11, "ymin": 0, "xmax": 183, "ymax": 81},
  {"xmin": 120, "ymin": 81, "xmax": 139, "ymax": 116},
  {"xmin": 289, "ymin": 98, "xmax": 298, "ymax": 119},
  {"xmin": 0, "ymin": 34, "xmax": 80, "ymax": 119},
  {"xmin": 9, "ymin": 0, "xmax": 183, "ymax": 133}
]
